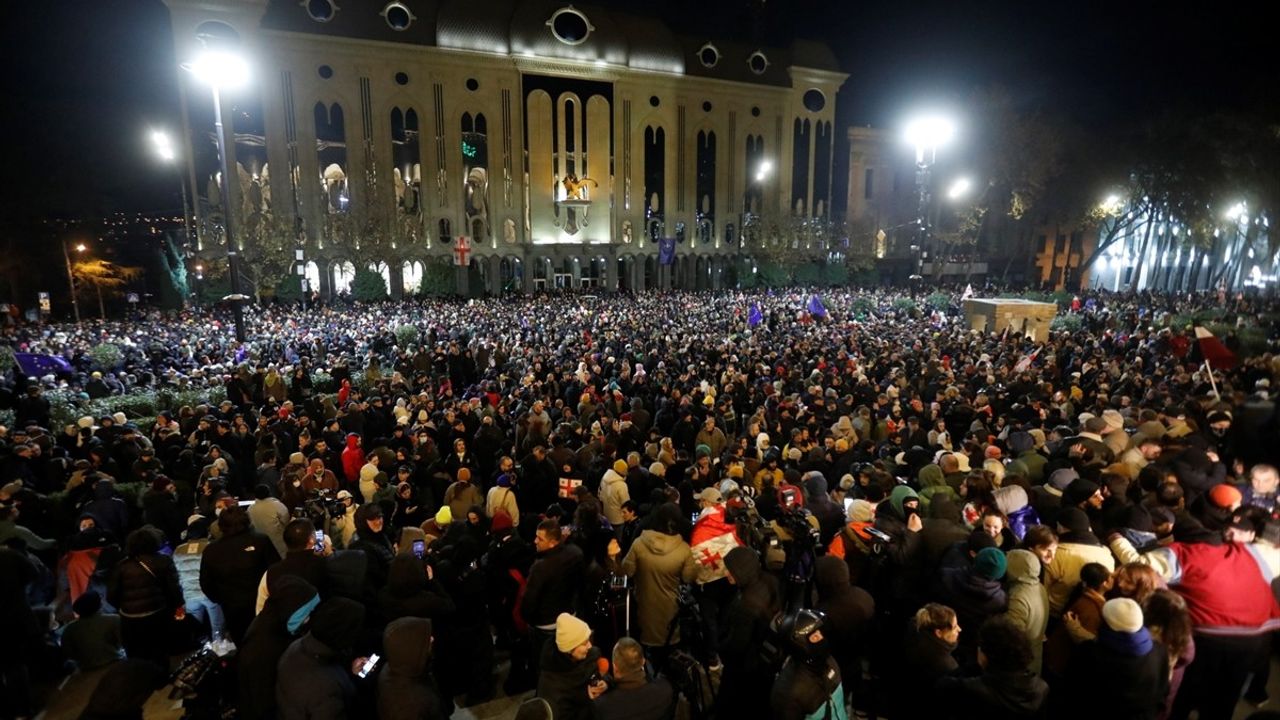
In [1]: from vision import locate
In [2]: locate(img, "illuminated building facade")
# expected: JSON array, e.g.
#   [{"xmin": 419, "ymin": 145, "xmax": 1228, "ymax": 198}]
[{"xmin": 163, "ymin": 0, "xmax": 846, "ymax": 295}]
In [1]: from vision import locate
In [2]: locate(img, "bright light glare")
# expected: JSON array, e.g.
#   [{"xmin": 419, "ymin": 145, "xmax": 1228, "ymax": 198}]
[
  {"xmin": 1225, "ymin": 201, "xmax": 1247, "ymax": 221},
  {"xmin": 75, "ymin": 244, "xmax": 87, "ymax": 252},
  {"xmin": 903, "ymin": 116, "xmax": 955, "ymax": 153},
  {"xmin": 1099, "ymin": 194, "xmax": 1122, "ymax": 212},
  {"xmin": 947, "ymin": 177, "xmax": 972, "ymax": 200},
  {"xmin": 759, "ymin": 160, "xmax": 772, "ymax": 175},
  {"xmin": 150, "ymin": 130, "xmax": 176, "ymax": 161},
  {"xmin": 187, "ymin": 50, "xmax": 250, "ymax": 88}
]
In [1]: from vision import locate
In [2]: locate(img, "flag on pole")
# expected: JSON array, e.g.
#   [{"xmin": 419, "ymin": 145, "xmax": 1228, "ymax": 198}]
[
  {"xmin": 690, "ymin": 506, "xmax": 743, "ymax": 584},
  {"xmin": 806, "ymin": 294, "xmax": 828, "ymax": 319},
  {"xmin": 748, "ymin": 302, "xmax": 763, "ymax": 327},
  {"xmin": 1194, "ymin": 326, "xmax": 1237, "ymax": 370},
  {"xmin": 961, "ymin": 284, "xmax": 974, "ymax": 301},
  {"xmin": 14, "ymin": 353, "xmax": 74, "ymax": 376},
  {"xmin": 658, "ymin": 238, "xmax": 676, "ymax": 266},
  {"xmin": 1014, "ymin": 347, "xmax": 1040, "ymax": 373}
]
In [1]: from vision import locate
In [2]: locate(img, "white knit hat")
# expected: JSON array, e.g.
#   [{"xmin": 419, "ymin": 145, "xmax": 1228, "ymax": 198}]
[{"xmin": 1102, "ymin": 598, "xmax": 1144, "ymax": 633}]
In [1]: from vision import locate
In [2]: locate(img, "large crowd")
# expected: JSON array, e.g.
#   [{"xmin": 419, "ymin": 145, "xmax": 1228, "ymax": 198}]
[{"xmin": 0, "ymin": 286, "xmax": 1278, "ymax": 720}]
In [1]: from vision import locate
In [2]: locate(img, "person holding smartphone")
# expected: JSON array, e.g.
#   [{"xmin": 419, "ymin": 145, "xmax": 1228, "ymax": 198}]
[{"xmin": 275, "ymin": 598, "xmax": 368, "ymax": 719}]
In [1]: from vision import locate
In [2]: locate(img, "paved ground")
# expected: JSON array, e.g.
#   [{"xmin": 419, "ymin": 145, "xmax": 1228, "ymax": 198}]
[{"xmin": 34, "ymin": 651, "xmax": 1280, "ymax": 719}]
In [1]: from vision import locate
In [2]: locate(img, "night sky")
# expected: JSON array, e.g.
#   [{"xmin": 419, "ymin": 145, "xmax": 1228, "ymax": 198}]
[{"xmin": 1, "ymin": 0, "xmax": 1272, "ymax": 223}]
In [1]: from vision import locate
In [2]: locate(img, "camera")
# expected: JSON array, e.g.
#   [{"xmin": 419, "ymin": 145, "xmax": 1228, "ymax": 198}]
[{"xmin": 303, "ymin": 489, "xmax": 348, "ymax": 524}]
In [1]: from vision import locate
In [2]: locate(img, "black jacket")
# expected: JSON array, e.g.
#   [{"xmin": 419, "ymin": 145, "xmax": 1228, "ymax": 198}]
[
  {"xmin": 1060, "ymin": 632, "xmax": 1169, "ymax": 720},
  {"xmin": 937, "ymin": 669, "xmax": 1050, "ymax": 719},
  {"xmin": 897, "ymin": 625, "xmax": 960, "ymax": 717},
  {"xmin": 591, "ymin": 675, "xmax": 675, "ymax": 720},
  {"xmin": 266, "ymin": 549, "xmax": 332, "ymax": 599},
  {"xmin": 199, "ymin": 531, "xmax": 280, "ymax": 613},
  {"xmin": 537, "ymin": 641, "xmax": 600, "ymax": 720},
  {"xmin": 107, "ymin": 552, "xmax": 183, "ymax": 617},
  {"xmin": 378, "ymin": 617, "xmax": 445, "ymax": 720},
  {"xmin": 377, "ymin": 555, "xmax": 456, "ymax": 621},
  {"xmin": 237, "ymin": 576, "xmax": 319, "ymax": 720},
  {"xmin": 275, "ymin": 633, "xmax": 355, "ymax": 720},
  {"xmin": 814, "ymin": 556, "xmax": 874, "ymax": 686},
  {"xmin": 770, "ymin": 657, "xmax": 843, "ymax": 720},
  {"xmin": 521, "ymin": 542, "xmax": 585, "ymax": 627}
]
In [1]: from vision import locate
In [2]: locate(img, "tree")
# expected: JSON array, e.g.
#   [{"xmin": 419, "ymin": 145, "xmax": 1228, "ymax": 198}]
[
  {"xmin": 352, "ymin": 266, "xmax": 388, "ymax": 301},
  {"xmin": 72, "ymin": 259, "xmax": 143, "ymax": 319}
]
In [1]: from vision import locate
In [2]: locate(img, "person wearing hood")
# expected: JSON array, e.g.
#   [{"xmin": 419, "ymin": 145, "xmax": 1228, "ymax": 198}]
[
  {"xmin": 918, "ymin": 463, "xmax": 960, "ymax": 514},
  {"xmin": 770, "ymin": 609, "xmax": 846, "ymax": 720},
  {"xmin": 992, "ymin": 485, "xmax": 1040, "ymax": 541},
  {"xmin": 938, "ymin": 546, "xmax": 1009, "ymax": 665},
  {"xmin": 607, "ymin": 502, "xmax": 696, "ymax": 650},
  {"xmin": 936, "ymin": 616, "xmax": 1049, "ymax": 719},
  {"xmin": 341, "ymin": 433, "xmax": 365, "ymax": 486},
  {"xmin": 1001, "ymin": 549, "xmax": 1048, "ymax": 675},
  {"xmin": 359, "ymin": 453, "xmax": 383, "ymax": 505},
  {"xmin": 238, "ymin": 576, "xmax": 320, "ymax": 720},
  {"xmin": 1030, "ymin": 468, "xmax": 1077, "ymax": 530},
  {"xmin": 802, "ymin": 471, "xmax": 845, "ymax": 544},
  {"xmin": 82, "ymin": 479, "xmax": 130, "ymax": 540},
  {"xmin": 378, "ymin": 617, "xmax": 445, "ymax": 720},
  {"xmin": 1045, "ymin": 507, "xmax": 1115, "ymax": 614},
  {"xmin": 598, "ymin": 459, "xmax": 631, "ymax": 525},
  {"xmin": 1008, "ymin": 430, "xmax": 1047, "ymax": 485},
  {"xmin": 873, "ymin": 484, "xmax": 925, "ymax": 614},
  {"xmin": 717, "ymin": 546, "xmax": 782, "ymax": 718},
  {"xmin": 1061, "ymin": 598, "xmax": 1169, "ymax": 720},
  {"xmin": 350, "ymin": 503, "xmax": 396, "ymax": 591},
  {"xmin": 814, "ymin": 556, "xmax": 874, "ymax": 705},
  {"xmin": 276, "ymin": 597, "xmax": 368, "ymax": 720}
]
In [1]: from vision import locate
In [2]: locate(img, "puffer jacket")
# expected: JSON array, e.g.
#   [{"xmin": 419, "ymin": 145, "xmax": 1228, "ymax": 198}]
[
  {"xmin": 620, "ymin": 529, "xmax": 697, "ymax": 645},
  {"xmin": 172, "ymin": 538, "xmax": 211, "ymax": 605},
  {"xmin": 1002, "ymin": 549, "xmax": 1048, "ymax": 675},
  {"xmin": 378, "ymin": 617, "xmax": 444, "ymax": 720},
  {"xmin": 598, "ymin": 468, "xmax": 631, "ymax": 525},
  {"xmin": 993, "ymin": 485, "xmax": 1040, "ymax": 540},
  {"xmin": 107, "ymin": 552, "xmax": 183, "ymax": 617}
]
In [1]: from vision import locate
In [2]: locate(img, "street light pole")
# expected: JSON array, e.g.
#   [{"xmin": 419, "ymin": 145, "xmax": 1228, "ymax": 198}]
[
  {"xmin": 61, "ymin": 241, "xmax": 83, "ymax": 323},
  {"xmin": 904, "ymin": 116, "xmax": 954, "ymax": 287}
]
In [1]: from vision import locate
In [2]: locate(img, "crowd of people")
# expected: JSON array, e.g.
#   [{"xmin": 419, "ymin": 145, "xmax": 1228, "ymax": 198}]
[{"xmin": 0, "ymin": 285, "xmax": 1278, "ymax": 720}]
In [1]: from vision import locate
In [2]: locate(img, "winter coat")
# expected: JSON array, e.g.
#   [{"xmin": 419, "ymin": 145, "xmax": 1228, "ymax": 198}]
[
  {"xmin": 61, "ymin": 612, "xmax": 124, "ymax": 670},
  {"xmin": 378, "ymin": 617, "xmax": 445, "ymax": 720},
  {"xmin": 719, "ymin": 547, "xmax": 782, "ymax": 718},
  {"xmin": 377, "ymin": 555, "xmax": 456, "ymax": 621},
  {"xmin": 521, "ymin": 542, "xmax": 585, "ymax": 627},
  {"xmin": 249, "ymin": 497, "xmax": 291, "ymax": 558},
  {"xmin": 591, "ymin": 674, "xmax": 675, "ymax": 720},
  {"xmin": 82, "ymin": 482, "xmax": 130, "ymax": 539},
  {"xmin": 538, "ymin": 641, "xmax": 600, "ymax": 720},
  {"xmin": 936, "ymin": 668, "xmax": 1049, "ymax": 719},
  {"xmin": 938, "ymin": 566, "xmax": 1008, "ymax": 657},
  {"xmin": 172, "ymin": 538, "xmax": 211, "ymax": 605},
  {"xmin": 598, "ymin": 468, "xmax": 631, "ymax": 525},
  {"xmin": 619, "ymin": 529, "xmax": 697, "ymax": 646},
  {"xmin": 814, "ymin": 556, "xmax": 874, "ymax": 692},
  {"xmin": 1044, "ymin": 589, "xmax": 1105, "ymax": 677},
  {"xmin": 1061, "ymin": 629, "xmax": 1169, "ymax": 720},
  {"xmin": 1046, "ymin": 541, "xmax": 1115, "ymax": 614},
  {"xmin": 107, "ymin": 552, "xmax": 183, "ymax": 617},
  {"xmin": 485, "ymin": 486, "xmax": 520, "ymax": 525},
  {"xmin": 341, "ymin": 436, "xmax": 365, "ymax": 483},
  {"xmin": 276, "ymin": 633, "xmax": 355, "ymax": 720},
  {"xmin": 1003, "ymin": 549, "xmax": 1049, "ymax": 675},
  {"xmin": 200, "ymin": 531, "xmax": 280, "ymax": 615},
  {"xmin": 238, "ymin": 576, "xmax": 320, "ymax": 720},
  {"xmin": 897, "ymin": 623, "xmax": 960, "ymax": 717},
  {"xmin": 349, "ymin": 505, "xmax": 396, "ymax": 590},
  {"xmin": 770, "ymin": 656, "xmax": 844, "ymax": 720},
  {"xmin": 443, "ymin": 481, "xmax": 483, "ymax": 519},
  {"xmin": 993, "ymin": 486, "xmax": 1040, "ymax": 541}
]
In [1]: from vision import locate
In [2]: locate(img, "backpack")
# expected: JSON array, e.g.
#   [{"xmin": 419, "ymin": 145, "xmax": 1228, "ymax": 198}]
[{"xmin": 664, "ymin": 649, "xmax": 715, "ymax": 720}]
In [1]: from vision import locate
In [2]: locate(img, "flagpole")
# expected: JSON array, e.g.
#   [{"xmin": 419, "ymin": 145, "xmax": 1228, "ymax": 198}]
[{"xmin": 1204, "ymin": 360, "xmax": 1220, "ymax": 400}]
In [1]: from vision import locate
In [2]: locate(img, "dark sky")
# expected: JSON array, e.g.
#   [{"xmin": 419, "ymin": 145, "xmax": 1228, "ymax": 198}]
[{"xmin": 1, "ymin": 0, "xmax": 1271, "ymax": 222}]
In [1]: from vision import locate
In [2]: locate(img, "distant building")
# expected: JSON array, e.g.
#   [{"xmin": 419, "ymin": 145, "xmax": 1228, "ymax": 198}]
[{"xmin": 163, "ymin": 0, "xmax": 846, "ymax": 295}]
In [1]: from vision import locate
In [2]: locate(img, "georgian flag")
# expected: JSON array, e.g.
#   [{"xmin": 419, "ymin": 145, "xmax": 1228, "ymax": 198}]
[
  {"xmin": 961, "ymin": 284, "xmax": 974, "ymax": 301},
  {"xmin": 557, "ymin": 477, "xmax": 582, "ymax": 499},
  {"xmin": 1194, "ymin": 326, "xmax": 1237, "ymax": 370},
  {"xmin": 690, "ymin": 506, "xmax": 742, "ymax": 584}
]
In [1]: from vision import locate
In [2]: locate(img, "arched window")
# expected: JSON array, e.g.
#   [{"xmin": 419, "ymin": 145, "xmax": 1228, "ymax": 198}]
[
  {"xmin": 332, "ymin": 260, "xmax": 355, "ymax": 294},
  {"xmin": 315, "ymin": 102, "xmax": 349, "ymax": 214},
  {"xmin": 390, "ymin": 107, "xmax": 421, "ymax": 216}
]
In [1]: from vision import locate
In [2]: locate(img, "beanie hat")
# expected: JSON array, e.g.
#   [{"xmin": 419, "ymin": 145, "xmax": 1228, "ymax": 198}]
[
  {"xmin": 289, "ymin": 452, "xmax": 306, "ymax": 465},
  {"xmin": 1208, "ymin": 483, "xmax": 1243, "ymax": 509},
  {"xmin": 1102, "ymin": 410, "xmax": 1124, "ymax": 432},
  {"xmin": 1063, "ymin": 478, "xmax": 1100, "ymax": 507},
  {"xmin": 834, "ymin": 438, "xmax": 850, "ymax": 453},
  {"xmin": 73, "ymin": 590, "xmax": 103, "ymax": 617},
  {"xmin": 435, "ymin": 506, "xmax": 453, "ymax": 525},
  {"xmin": 555, "ymin": 612, "xmax": 591, "ymax": 652},
  {"xmin": 1047, "ymin": 468, "xmax": 1079, "ymax": 491},
  {"xmin": 1102, "ymin": 597, "xmax": 1144, "ymax": 633},
  {"xmin": 496, "ymin": 473, "xmax": 512, "ymax": 488},
  {"xmin": 490, "ymin": 510, "xmax": 514, "ymax": 533},
  {"xmin": 695, "ymin": 444, "xmax": 712, "ymax": 459},
  {"xmin": 1007, "ymin": 431, "xmax": 1034, "ymax": 455},
  {"xmin": 613, "ymin": 460, "xmax": 629, "ymax": 475},
  {"xmin": 1028, "ymin": 428, "xmax": 1047, "ymax": 450},
  {"xmin": 973, "ymin": 547, "xmax": 1007, "ymax": 580},
  {"xmin": 984, "ymin": 445, "xmax": 1003, "ymax": 460},
  {"xmin": 113, "ymin": 412, "xmax": 128, "ymax": 426}
]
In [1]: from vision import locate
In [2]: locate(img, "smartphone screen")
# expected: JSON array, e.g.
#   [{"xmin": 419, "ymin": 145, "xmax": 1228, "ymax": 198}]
[
  {"xmin": 413, "ymin": 540, "xmax": 425, "ymax": 558},
  {"xmin": 314, "ymin": 530, "xmax": 325, "ymax": 554},
  {"xmin": 357, "ymin": 653, "xmax": 380, "ymax": 678}
]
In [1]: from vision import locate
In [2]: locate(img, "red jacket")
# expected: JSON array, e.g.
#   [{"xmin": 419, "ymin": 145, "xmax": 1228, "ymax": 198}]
[
  {"xmin": 341, "ymin": 435, "xmax": 365, "ymax": 483},
  {"xmin": 1157, "ymin": 541, "xmax": 1280, "ymax": 636}
]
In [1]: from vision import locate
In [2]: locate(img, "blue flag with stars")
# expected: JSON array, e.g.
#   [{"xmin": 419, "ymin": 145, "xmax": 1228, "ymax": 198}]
[
  {"xmin": 15, "ymin": 353, "xmax": 73, "ymax": 376},
  {"xmin": 748, "ymin": 303, "xmax": 763, "ymax": 327},
  {"xmin": 807, "ymin": 294, "xmax": 828, "ymax": 319}
]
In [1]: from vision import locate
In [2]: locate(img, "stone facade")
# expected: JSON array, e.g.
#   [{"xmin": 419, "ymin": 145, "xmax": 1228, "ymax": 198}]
[
  {"xmin": 963, "ymin": 298, "xmax": 1057, "ymax": 342},
  {"xmin": 164, "ymin": 0, "xmax": 846, "ymax": 296}
]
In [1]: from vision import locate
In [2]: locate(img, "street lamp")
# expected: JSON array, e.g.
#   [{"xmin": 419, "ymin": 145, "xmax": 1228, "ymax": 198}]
[
  {"xmin": 183, "ymin": 43, "xmax": 249, "ymax": 342},
  {"xmin": 62, "ymin": 242, "xmax": 87, "ymax": 323},
  {"xmin": 904, "ymin": 114, "xmax": 955, "ymax": 283},
  {"xmin": 149, "ymin": 128, "xmax": 197, "ymax": 261},
  {"xmin": 946, "ymin": 177, "xmax": 972, "ymax": 201}
]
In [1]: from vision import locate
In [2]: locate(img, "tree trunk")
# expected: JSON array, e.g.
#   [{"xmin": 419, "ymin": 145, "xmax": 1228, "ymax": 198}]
[
  {"xmin": 96, "ymin": 284, "xmax": 105, "ymax": 319},
  {"xmin": 1128, "ymin": 209, "xmax": 1157, "ymax": 292}
]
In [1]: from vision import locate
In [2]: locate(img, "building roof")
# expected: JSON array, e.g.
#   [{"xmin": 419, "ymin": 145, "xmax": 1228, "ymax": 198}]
[{"xmin": 257, "ymin": 0, "xmax": 837, "ymax": 83}]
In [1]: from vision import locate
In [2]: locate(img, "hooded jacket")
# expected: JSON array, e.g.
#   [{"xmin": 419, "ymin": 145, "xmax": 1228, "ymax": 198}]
[
  {"xmin": 238, "ymin": 576, "xmax": 320, "ymax": 720},
  {"xmin": 341, "ymin": 435, "xmax": 365, "ymax": 484},
  {"xmin": 619, "ymin": 528, "xmax": 697, "ymax": 646},
  {"xmin": 814, "ymin": 556, "xmax": 874, "ymax": 685},
  {"xmin": 721, "ymin": 547, "xmax": 782, "ymax": 675},
  {"xmin": 802, "ymin": 472, "xmax": 845, "ymax": 544},
  {"xmin": 1002, "ymin": 549, "xmax": 1049, "ymax": 675},
  {"xmin": 350, "ymin": 505, "xmax": 396, "ymax": 590},
  {"xmin": 377, "ymin": 617, "xmax": 444, "ymax": 720},
  {"xmin": 276, "ymin": 598, "xmax": 366, "ymax": 720},
  {"xmin": 918, "ymin": 463, "xmax": 960, "ymax": 513},
  {"xmin": 992, "ymin": 485, "xmax": 1040, "ymax": 541},
  {"xmin": 377, "ymin": 555, "xmax": 456, "ymax": 621}
]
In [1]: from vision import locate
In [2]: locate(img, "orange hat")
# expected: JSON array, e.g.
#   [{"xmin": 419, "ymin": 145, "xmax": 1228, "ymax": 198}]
[{"xmin": 1208, "ymin": 484, "xmax": 1242, "ymax": 510}]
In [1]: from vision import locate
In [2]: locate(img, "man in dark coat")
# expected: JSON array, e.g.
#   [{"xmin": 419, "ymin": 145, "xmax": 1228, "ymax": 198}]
[
  {"xmin": 770, "ymin": 609, "xmax": 846, "ymax": 720},
  {"xmin": 264, "ymin": 518, "xmax": 331, "ymax": 599},
  {"xmin": 717, "ymin": 546, "xmax": 782, "ymax": 718},
  {"xmin": 937, "ymin": 547, "xmax": 1009, "ymax": 665},
  {"xmin": 814, "ymin": 556, "xmax": 874, "ymax": 704},
  {"xmin": 348, "ymin": 503, "xmax": 396, "ymax": 595},
  {"xmin": 275, "ymin": 598, "xmax": 367, "ymax": 720},
  {"xmin": 590, "ymin": 637, "xmax": 674, "ymax": 720},
  {"xmin": 896, "ymin": 603, "xmax": 961, "ymax": 718},
  {"xmin": 200, "ymin": 506, "xmax": 280, "ymax": 642},
  {"xmin": 377, "ymin": 617, "xmax": 445, "ymax": 720},
  {"xmin": 237, "ymin": 577, "xmax": 320, "ymax": 720},
  {"xmin": 522, "ymin": 519, "xmax": 585, "ymax": 679},
  {"xmin": 937, "ymin": 616, "xmax": 1049, "ymax": 719}
]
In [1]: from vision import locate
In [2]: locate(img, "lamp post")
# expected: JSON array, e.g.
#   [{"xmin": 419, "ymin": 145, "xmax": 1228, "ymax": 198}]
[
  {"xmin": 904, "ymin": 116, "xmax": 955, "ymax": 286},
  {"xmin": 737, "ymin": 160, "xmax": 771, "ymax": 288},
  {"xmin": 62, "ymin": 242, "xmax": 86, "ymax": 323},
  {"xmin": 149, "ymin": 130, "xmax": 196, "ymax": 251},
  {"xmin": 185, "ymin": 45, "xmax": 249, "ymax": 342}
]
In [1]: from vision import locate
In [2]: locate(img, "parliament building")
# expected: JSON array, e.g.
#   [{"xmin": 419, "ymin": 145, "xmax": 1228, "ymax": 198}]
[{"xmin": 164, "ymin": 0, "xmax": 845, "ymax": 295}]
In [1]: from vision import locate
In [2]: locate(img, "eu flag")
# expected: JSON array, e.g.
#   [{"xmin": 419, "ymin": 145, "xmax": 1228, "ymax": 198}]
[
  {"xmin": 14, "ymin": 353, "xmax": 74, "ymax": 376},
  {"xmin": 748, "ymin": 303, "xmax": 763, "ymax": 327},
  {"xmin": 806, "ymin": 294, "xmax": 828, "ymax": 319}
]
